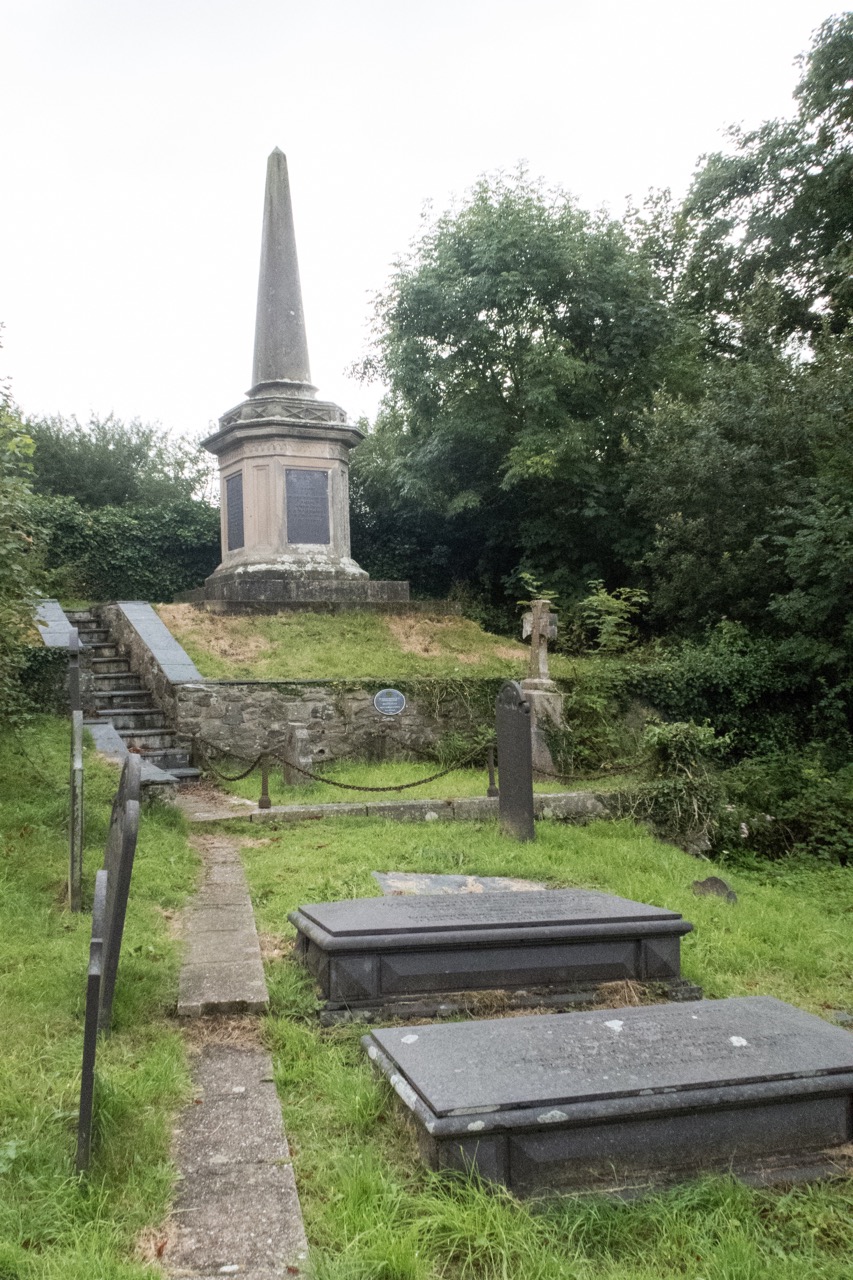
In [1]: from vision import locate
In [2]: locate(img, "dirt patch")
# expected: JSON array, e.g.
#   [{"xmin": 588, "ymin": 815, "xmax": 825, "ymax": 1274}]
[
  {"xmin": 386, "ymin": 614, "xmax": 458, "ymax": 656},
  {"xmin": 158, "ymin": 603, "xmax": 272, "ymax": 664},
  {"xmin": 258, "ymin": 932, "xmax": 289, "ymax": 962},
  {"xmin": 178, "ymin": 1013, "xmax": 263, "ymax": 1050},
  {"xmin": 494, "ymin": 643, "xmax": 527, "ymax": 660},
  {"xmin": 136, "ymin": 1222, "xmax": 175, "ymax": 1265}
]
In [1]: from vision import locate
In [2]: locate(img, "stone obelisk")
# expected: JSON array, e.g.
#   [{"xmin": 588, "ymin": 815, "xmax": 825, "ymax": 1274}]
[{"xmin": 203, "ymin": 149, "xmax": 408, "ymax": 608}]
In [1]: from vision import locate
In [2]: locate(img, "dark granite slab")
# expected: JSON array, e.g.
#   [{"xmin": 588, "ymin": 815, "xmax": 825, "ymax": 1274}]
[
  {"xmin": 294, "ymin": 888, "xmax": 684, "ymax": 942},
  {"xmin": 364, "ymin": 997, "xmax": 853, "ymax": 1194},
  {"xmin": 290, "ymin": 889, "xmax": 696, "ymax": 1013}
]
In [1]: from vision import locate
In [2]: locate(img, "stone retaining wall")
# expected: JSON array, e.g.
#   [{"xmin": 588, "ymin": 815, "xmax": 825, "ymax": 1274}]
[{"xmin": 101, "ymin": 601, "xmax": 488, "ymax": 763}]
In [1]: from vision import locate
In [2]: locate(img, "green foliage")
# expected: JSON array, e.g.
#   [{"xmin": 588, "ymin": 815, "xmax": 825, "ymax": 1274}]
[
  {"xmin": 681, "ymin": 14, "xmax": 853, "ymax": 347},
  {"xmin": 23, "ymin": 414, "xmax": 220, "ymax": 602},
  {"xmin": 34, "ymin": 492, "xmax": 220, "ymax": 601},
  {"xmin": 0, "ymin": 371, "xmax": 40, "ymax": 724},
  {"xmin": 28, "ymin": 413, "xmax": 214, "ymax": 507},
  {"xmin": 433, "ymin": 724, "xmax": 495, "ymax": 768},
  {"xmin": 354, "ymin": 168, "xmax": 695, "ymax": 612},
  {"xmin": 719, "ymin": 752, "xmax": 853, "ymax": 865},
  {"xmin": 627, "ymin": 623, "xmax": 847, "ymax": 759},
  {"xmin": 0, "ymin": 716, "xmax": 196, "ymax": 1275},
  {"xmin": 574, "ymin": 579, "xmax": 648, "ymax": 653},
  {"xmin": 641, "ymin": 718, "xmax": 729, "ymax": 778}
]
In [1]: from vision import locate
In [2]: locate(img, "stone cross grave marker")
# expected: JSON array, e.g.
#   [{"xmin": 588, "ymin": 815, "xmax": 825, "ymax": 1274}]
[
  {"xmin": 495, "ymin": 681, "xmax": 535, "ymax": 841},
  {"xmin": 76, "ymin": 753, "xmax": 141, "ymax": 1172},
  {"xmin": 522, "ymin": 598, "xmax": 558, "ymax": 683}
]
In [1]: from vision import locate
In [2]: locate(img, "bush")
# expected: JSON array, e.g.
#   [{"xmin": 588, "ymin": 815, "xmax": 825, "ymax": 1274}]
[{"xmin": 718, "ymin": 752, "xmax": 853, "ymax": 864}]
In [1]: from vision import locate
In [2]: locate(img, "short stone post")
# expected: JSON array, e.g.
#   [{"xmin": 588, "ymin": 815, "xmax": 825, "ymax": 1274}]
[
  {"xmin": 68, "ymin": 629, "xmax": 83, "ymax": 913},
  {"xmin": 281, "ymin": 725, "xmax": 312, "ymax": 786},
  {"xmin": 495, "ymin": 681, "xmax": 535, "ymax": 842},
  {"xmin": 259, "ymin": 758, "xmax": 272, "ymax": 810},
  {"xmin": 521, "ymin": 599, "xmax": 563, "ymax": 779}
]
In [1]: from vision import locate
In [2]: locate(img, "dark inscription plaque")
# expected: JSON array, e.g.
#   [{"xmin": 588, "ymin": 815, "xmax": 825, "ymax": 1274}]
[
  {"xmin": 286, "ymin": 468, "xmax": 330, "ymax": 544},
  {"xmin": 226, "ymin": 472, "xmax": 244, "ymax": 551}
]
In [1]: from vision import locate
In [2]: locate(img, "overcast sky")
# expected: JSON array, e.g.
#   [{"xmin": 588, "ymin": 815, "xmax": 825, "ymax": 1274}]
[{"xmin": 1, "ymin": 1, "xmax": 844, "ymax": 438}]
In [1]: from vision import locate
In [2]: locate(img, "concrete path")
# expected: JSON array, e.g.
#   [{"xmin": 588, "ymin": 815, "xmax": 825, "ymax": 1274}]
[
  {"xmin": 165, "ymin": 1043, "xmax": 308, "ymax": 1279},
  {"xmin": 177, "ymin": 834, "xmax": 268, "ymax": 1017}
]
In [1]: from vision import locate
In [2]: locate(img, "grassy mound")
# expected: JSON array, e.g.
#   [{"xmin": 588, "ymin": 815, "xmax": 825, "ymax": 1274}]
[{"xmin": 156, "ymin": 604, "xmax": 581, "ymax": 681}]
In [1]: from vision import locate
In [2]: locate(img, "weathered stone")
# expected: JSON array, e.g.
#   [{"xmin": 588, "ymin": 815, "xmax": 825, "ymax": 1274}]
[{"xmin": 364, "ymin": 997, "xmax": 853, "ymax": 1195}]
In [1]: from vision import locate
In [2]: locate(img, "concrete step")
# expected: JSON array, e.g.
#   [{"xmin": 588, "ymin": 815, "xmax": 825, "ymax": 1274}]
[
  {"xmin": 118, "ymin": 728, "xmax": 177, "ymax": 750},
  {"xmin": 171, "ymin": 766, "xmax": 203, "ymax": 781},
  {"xmin": 90, "ymin": 657, "xmax": 131, "ymax": 674},
  {"xmin": 141, "ymin": 747, "xmax": 193, "ymax": 770},
  {"xmin": 97, "ymin": 709, "xmax": 166, "ymax": 730},
  {"xmin": 78, "ymin": 628, "xmax": 111, "ymax": 644},
  {"xmin": 83, "ymin": 642, "xmax": 120, "ymax": 658},
  {"xmin": 92, "ymin": 690, "xmax": 152, "ymax": 709},
  {"xmin": 90, "ymin": 672, "xmax": 143, "ymax": 692},
  {"xmin": 65, "ymin": 610, "xmax": 97, "ymax": 624}
]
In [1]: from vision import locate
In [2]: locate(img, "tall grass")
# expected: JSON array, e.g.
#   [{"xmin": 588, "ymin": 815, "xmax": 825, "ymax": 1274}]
[{"xmin": 0, "ymin": 717, "xmax": 197, "ymax": 1279}]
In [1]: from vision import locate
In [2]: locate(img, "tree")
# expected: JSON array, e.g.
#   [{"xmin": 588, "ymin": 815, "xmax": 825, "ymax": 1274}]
[
  {"xmin": 681, "ymin": 14, "xmax": 853, "ymax": 349},
  {"xmin": 27, "ymin": 414, "xmax": 220, "ymax": 601},
  {"xmin": 357, "ymin": 170, "xmax": 694, "ymax": 613}
]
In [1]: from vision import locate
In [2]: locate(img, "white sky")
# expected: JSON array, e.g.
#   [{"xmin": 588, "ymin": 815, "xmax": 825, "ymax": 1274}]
[{"xmin": 1, "ymin": 0, "xmax": 843, "ymax": 437}]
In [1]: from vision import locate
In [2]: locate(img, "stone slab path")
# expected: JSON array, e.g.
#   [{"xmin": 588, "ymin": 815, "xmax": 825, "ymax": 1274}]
[
  {"xmin": 177, "ymin": 834, "xmax": 268, "ymax": 1017},
  {"xmin": 167, "ymin": 831, "xmax": 309, "ymax": 1277},
  {"xmin": 165, "ymin": 1043, "xmax": 308, "ymax": 1279}
]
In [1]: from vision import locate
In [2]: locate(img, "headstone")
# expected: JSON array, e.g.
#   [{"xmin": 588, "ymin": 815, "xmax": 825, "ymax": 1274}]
[
  {"xmin": 76, "ymin": 869, "xmax": 107, "ymax": 1172},
  {"xmin": 290, "ymin": 888, "xmax": 697, "ymax": 1018},
  {"xmin": 364, "ymin": 996, "xmax": 853, "ymax": 1195},
  {"xmin": 521, "ymin": 600, "xmax": 563, "ymax": 777},
  {"xmin": 495, "ymin": 681, "xmax": 535, "ymax": 841},
  {"xmin": 76, "ymin": 754, "xmax": 142, "ymax": 1171},
  {"xmin": 68, "ymin": 628, "xmax": 84, "ymax": 913},
  {"xmin": 97, "ymin": 753, "xmax": 142, "ymax": 1035},
  {"xmin": 522, "ymin": 599, "xmax": 558, "ymax": 682}
]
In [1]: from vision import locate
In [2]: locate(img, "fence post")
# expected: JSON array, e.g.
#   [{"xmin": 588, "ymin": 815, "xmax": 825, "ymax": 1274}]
[
  {"xmin": 69, "ymin": 629, "xmax": 84, "ymax": 912},
  {"xmin": 259, "ymin": 757, "xmax": 271, "ymax": 809},
  {"xmin": 486, "ymin": 743, "xmax": 499, "ymax": 798}
]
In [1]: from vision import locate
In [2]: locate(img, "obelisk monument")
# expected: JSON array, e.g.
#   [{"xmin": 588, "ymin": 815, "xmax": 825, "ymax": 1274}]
[{"xmin": 203, "ymin": 149, "xmax": 408, "ymax": 608}]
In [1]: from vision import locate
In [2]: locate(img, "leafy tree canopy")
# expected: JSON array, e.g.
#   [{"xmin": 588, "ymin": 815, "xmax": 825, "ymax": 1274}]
[
  {"xmin": 682, "ymin": 13, "xmax": 853, "ymax": 348},
  {"xmin": 354, "ymin": 170, "xmax": 698, "ymax": 611},
  {"xmin": 28, "ymin": 413, "xmax": 215, "ymax": 508}
]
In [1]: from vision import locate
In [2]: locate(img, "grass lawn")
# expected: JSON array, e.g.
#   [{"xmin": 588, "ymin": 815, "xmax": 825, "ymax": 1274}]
[
  {"xmin": 156, "ymin": 604, "xmax": 595, "ymax": 682},
  {"xmin": 216, "ymin": 759, "xmax": 636, "ymax": 807},
  {"xmin": 235, "ymin": 814, "xmax": 853, "ymax": 1279},
  {"xmin": 0, "ymin": 717, "xmax": 197, "ymax": 1280}
]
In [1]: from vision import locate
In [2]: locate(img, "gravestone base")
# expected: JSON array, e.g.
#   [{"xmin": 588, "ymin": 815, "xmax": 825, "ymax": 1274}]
[
  {"xmin": 204, "ymin": 566, "xmax": 410, "ymax": 608},
  {"xmin": 290, "ymin": 889, "xmax": 697, "ymax": 1019},
  {"xmin": 315, "ymin": 976, "xmax": 703, "ymax": 1025},
  {"xmin": 364, "ymin": 997, "xmax": 853, "ymax": 1197}
]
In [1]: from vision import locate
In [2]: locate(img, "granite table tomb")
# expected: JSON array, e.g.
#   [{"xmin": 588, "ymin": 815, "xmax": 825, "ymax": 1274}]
[
  {"xmin": 364, "ymin": 996, "xmax": 853, "ymax": 1195},
  {"xmin": 290, "ymin": 888, "xmax": 698, "ymax": 1018}
]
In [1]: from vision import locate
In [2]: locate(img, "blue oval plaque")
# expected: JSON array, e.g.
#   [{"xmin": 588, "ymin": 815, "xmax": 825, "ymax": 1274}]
[{"xmin": 373, "ymin": 688, "xmax": 406, "ymax": 716}]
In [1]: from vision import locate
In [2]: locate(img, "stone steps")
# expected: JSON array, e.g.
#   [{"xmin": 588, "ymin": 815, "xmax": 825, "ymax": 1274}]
[{"xmin": 82, "ymin": 608, "xmax": 201, "ymax": 783}]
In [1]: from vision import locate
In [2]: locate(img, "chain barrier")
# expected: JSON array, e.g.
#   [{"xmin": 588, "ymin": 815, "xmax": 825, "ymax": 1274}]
[{"xmin": 192, "ymin": 735, "xmax": 488, "ymax": 794}]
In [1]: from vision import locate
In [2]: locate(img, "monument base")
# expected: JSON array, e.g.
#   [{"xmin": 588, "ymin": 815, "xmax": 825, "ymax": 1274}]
[
  {"xmin": 203, "ymin": 567, "xmax": 410, "ymax": 611},
  {"xmin": 290, "ymin": 889, "xmax": 695, "ymax": 1016},
  {"xmin": 364, "ymin": 997, "xmax": 853, "ymax": 1196}
]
